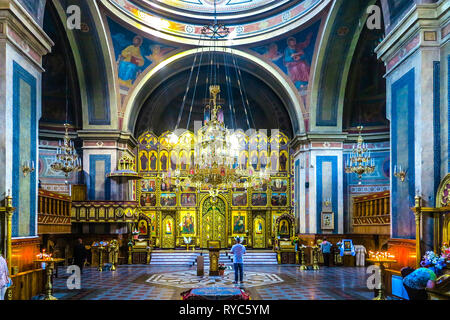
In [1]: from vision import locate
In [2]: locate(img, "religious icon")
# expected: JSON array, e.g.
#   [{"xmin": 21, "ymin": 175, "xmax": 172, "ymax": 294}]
[
  {"xmin": 251, "ymin": 193, "xmax": 267, "ymax": 206},
  {"xmin": 149, "ymin": 152, "xmax": 157, "ymax": 171},
  {"xmin": 255, "ymin": 219, "xmax": 263, "ymax": 234},
  {"xmin": 284, "ymin": 33, "xmax": 313, "ymax": 92},
  {"xmin": 170, "ymin": 152, "xmax": 177, "ymax": 171},
  {"xmin": 233, "ymin": 214, "xmax": 245, "ymax": 234},
  {"xmin": 160, "ymin": 193, "xmax": 176, "ymax": 206},
  {"xmin": 181, "ymin": 193, "xmax": 196, "ymax": 206},
  {"xmin": 139, "ymin": 151, "xmax": 148, "ymax": 171},
  {"xmin": 321, "ymin": 211, "xmax": 336, "ymax": 230},
  {"xmin": 180, "ymin": 152, "xmax": 187, "ymax": 170},
  {"xmin": 160, "ymin": 152, "xmax": 168, "ymax": 171},
  {"xmin": 279, "ymin": 152, "xmax": 288, "ymax": 172},
  {"xmin": 180, "ymin": 212, "xmax": 195, "ymax": 235},
  {"xmin": 260, "ymin": 153, "xmax": 268, "ymax": 169},
  {"xmin": 270, "ymin": 152, "xmax": 278, "ymax": 171},
  {"xmin": 279, "ymin": 219, "xmax": 289, "ymax": 235},
  {"xmin": 138, "ymin": 220, "xmax": 148, "ymax": 236},
  {"xmin": 240, "ymin": 153, "xmax": 248, "ymax": 170},
  {"xmin": 165, "ymin": 220, "xmax": 172, "ymax": 234},
  {"xmin": 117, "ymin": 35, "xmax": 145, "ymax": 87},
  {"xmin": 251, "ymin": 153, "xmax": 259, "ymax": 170},
  {"xmin": 271, "ymin": 179, "xmax": 288, "ymax": 192},
  {"xmin": 271, "ymin": 193, "xmax": 288, "ymax": 206},
  {"xmin": 232, "ymin": 193, "xmax": 247, "ymax": 206}
]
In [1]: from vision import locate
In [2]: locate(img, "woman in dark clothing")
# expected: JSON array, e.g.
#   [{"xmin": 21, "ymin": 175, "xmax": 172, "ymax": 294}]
[{"xmin": 73, "ymin": 238, "xmax": 87, "ymax": 273}]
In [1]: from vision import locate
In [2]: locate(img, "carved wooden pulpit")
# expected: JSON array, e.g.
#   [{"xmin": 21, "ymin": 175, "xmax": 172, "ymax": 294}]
[{"xmin": 208, "ymin": 240, "xmax": 221, "ymax": 276}]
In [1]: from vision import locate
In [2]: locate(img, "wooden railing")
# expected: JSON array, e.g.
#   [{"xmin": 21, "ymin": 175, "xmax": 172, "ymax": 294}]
[
  {"xmin": 71, "ymin": 201, "xmax": 139, "ymax": 222},
  {"xmin": 38, "ymin": 189, "xmax": 72, "ymax": 234},
  {"xmin": 353, "ymin": 191, "xmax": 390, "ymax": 226}
]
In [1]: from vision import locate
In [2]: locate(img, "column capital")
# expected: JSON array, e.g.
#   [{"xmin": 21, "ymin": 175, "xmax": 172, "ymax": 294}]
[
  {"xmin": 0, "ymin": 0, "xmax": 53, "ymax": 68},
  {"xmin": 375, "ymin": 1, "xmax": 449, "ymax": 74},
  {"xmin": 78, "ymin": 130, "xmax": 138, "ymax": 151}
]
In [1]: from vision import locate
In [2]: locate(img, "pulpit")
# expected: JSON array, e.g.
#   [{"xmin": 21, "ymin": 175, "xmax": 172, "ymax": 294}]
[{"xmin": 208, "ymin": 240, "xmax": 221, "ymax": 276}]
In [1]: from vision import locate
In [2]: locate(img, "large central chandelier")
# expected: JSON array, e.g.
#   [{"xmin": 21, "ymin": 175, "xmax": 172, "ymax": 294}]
[{"xmin": 161, "ymin": 0, "xmax": 272, "ymax": 199}]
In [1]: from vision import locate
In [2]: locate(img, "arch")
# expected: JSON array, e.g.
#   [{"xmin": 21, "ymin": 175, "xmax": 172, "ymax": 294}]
[
  {"xmin": 309, "ymin": 0, "xmax": 382, "ymax": 132},
  {"xmin": 122, "ymin": 47, "xmax": 305, "ymax": 137}
]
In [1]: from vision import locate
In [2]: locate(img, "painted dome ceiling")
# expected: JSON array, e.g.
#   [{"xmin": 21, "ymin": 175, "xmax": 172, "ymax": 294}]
[
  {"xmin": 149, "ymin": 0, "xmax": 289, "ymax": 15},
  {"xmin": 103, "ymin": 0, "xmax": 328, "ymax": 45}
]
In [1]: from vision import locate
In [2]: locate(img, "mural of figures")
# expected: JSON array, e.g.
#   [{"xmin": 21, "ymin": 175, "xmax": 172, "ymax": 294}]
[
  {"xmin": 108, "ymin": 18, "xmax": 175, "ymax": 89},
  {"xmin": 161, "ymin": 180, "xmax": 176, "ymax": 192},
  {"xmin": 165, "ymin": 219, "xmax": 173, "ymax": 234},
  {"xmin": 251, "ymin": 151, "xmax": 259, "ymax": 170},
  {"xmin": 180, "ymin": 151, "xmax": 188, "ymax": 170},
  {"xmin": 232, "ymin": 192, "xmax": 247, "ymax": 206},
  {"xmin": 240, "ymin": 152, "xmax": 248, "ymax": 170},
  {"xmin": 251, "ymin": 21, "xmax": 320, "ymax": 96},
  {"xmin": 272, "ymin": 193, "xmax": 288, "ymax": 206},
  {"xmin": 252, "ymin": 193, "xmax": 267, "ymax": 206},
  {"xmin": 181, "ymin": 193, "xmax": 196, "ymax": 206},
  {"xmin": 260, "ymin": 152, "xmax": 268, "ymax": 170},
  {"xmin": 255, "ymin": 219, "xmax": 263, "ymax": 234},
  {"xmin": 252, "ymin": 181, "xmax": 267, "ymax": 192}
]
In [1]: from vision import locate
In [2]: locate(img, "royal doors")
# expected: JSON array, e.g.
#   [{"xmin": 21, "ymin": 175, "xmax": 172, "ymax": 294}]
[
  {"xmin": 201, "ymin": 196, "xmax": 227, "ymax": 248},
  {"xmin": 253, "ymin": 213, "xmax": 266, "ymax": 248}
]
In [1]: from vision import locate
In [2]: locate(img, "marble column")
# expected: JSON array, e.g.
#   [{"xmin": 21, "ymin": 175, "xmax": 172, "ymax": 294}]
[{"xmin": 376, "ymin": 1, "xmax": 449, "ymax": 248}]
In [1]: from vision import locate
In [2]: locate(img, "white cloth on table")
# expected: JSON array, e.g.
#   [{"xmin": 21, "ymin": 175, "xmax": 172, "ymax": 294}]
[
  {"xmin": 354, "ymin": 245, "xmax": 367, "ymax": 267},
  {"xmin": 0, "ymin": 286, "xmax": 6, "ymax": 300}
]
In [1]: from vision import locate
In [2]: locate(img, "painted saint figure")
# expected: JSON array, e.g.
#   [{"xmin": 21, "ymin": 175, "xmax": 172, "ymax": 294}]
[
  {"xmin": 284, "ymin": 33, "xmax": 313, "ymax": 91},
  {"xmin": 118, "ymin": 35, "xmax": 145, "ymax": 87}
]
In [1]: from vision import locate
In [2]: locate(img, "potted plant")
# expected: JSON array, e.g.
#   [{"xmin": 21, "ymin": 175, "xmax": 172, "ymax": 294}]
[{"xmin": 218, "ymin": 263, "xmax": 226, "ymax": 276}]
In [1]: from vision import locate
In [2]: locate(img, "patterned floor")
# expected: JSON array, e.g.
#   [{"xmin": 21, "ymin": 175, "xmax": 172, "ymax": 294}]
[{"xmin": 38, "ymin": 265, "xmax": 375, "ymax": 300}]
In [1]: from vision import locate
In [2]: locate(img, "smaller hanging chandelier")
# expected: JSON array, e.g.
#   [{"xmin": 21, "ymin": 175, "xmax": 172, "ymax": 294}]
[
  {"xmin": 51, "ymin": 123, "xmax": 82, "ymax": 180},
  {"xmin": 345, "ymin": 126, "xmax": 375, "ymax": 184}
]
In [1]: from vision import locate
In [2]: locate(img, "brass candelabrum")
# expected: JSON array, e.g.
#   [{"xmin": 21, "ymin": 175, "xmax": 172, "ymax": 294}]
[
  {"xmin": 393, "ymin": 165, "xmax": 407, "ymax": 182},
  {"xmin": 345, "ymin": 126, "xmax": 375, "ymax": 184}
]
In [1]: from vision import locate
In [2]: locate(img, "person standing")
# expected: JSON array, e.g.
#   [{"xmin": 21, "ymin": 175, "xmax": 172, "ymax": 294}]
[
  {"xmin": 230, "ymin": 237, "xmax": 246, "ymax": 285},
  {"xmin": 320, "ymin": 237, "xmax": 332, "ymax": 267},
  {"xmin": 73, "ymin": 238, "xmax": 87, "ymax": 274},
  {"xmin": 0, "ymin": 253, "xmax": 10, "ymax": 300}
]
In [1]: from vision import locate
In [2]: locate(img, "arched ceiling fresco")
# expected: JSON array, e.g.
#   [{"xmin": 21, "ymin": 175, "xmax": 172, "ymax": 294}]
[
  {"xmin": 149, "ymin": 0, "xmax": 289, "ymax": 16},
  {"xmin": 100, "ymin": 0, "xmax": 330, "ymax": 45}
]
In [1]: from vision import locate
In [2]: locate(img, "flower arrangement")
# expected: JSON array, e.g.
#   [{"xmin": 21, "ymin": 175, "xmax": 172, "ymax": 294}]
[
  {"xmin": 292, "ymin": 236, "xmax": 299, "ymax": 246},
  {"xmin": 218, "ymin": 263, "xmax": 227, "ymax": 270},
  {"xmin": 441, "ymin": 242, "xmax": 450, "ymax": 262},
  {"xmin": 420, "ymin": 251, "xmax": 447, "ymax": 271}
]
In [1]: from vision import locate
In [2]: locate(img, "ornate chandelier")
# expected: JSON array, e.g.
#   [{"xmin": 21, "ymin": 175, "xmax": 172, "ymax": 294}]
[
  {"xmin": 164, "ymin": 86, "xmax": 269, "ymax": 200},
  {"xmin": 161, "ymin": 0, "xmax": 272, "ymax": 199},
  {"xmin": 344, "ymin": 126, "xmax": 375, "ymax": 184},
  {"xmin": 51, "ymin": 123, "xmax": 82, "ymax": 180}
]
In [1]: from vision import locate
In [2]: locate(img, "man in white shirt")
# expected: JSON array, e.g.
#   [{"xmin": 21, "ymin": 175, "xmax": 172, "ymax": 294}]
[{"xmin": 230, "ymin": 237, "xmax": 246, "ymax": 285}]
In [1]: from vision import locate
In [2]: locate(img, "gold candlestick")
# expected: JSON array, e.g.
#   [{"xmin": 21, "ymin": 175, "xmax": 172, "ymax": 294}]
[
  {"xmin": 312, "ymin": 246, "xmax": 320, "ymax": 270},
  {"xmin": 367, "ymin": 258, "xmax": 397, "ymax": 300},
  {"xmin": 299, "ymin": 247, "xmax": 307, "ymax": 270}
]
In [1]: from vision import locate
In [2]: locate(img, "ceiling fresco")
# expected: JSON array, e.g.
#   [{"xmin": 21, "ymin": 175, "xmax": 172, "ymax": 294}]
[
  {"xmin": 151, "ymin": 0, "xmax": 287, "ymax": 14},
  {"xmin": 103, "ymin": 0, "xmax": 325, "ymax": 44}
]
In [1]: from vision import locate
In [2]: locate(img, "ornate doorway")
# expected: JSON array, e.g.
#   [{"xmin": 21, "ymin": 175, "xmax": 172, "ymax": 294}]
[
  {"xmin": 161, "ymin": 212, "xmax": 175, "ymax": 248},
  {"xmin": 201, "ymin": 196, "xmax": 227, "ymax": 248},
  {"xmin": 253, "ymin": 212, "xmax": 266, "ymax": 248}
]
